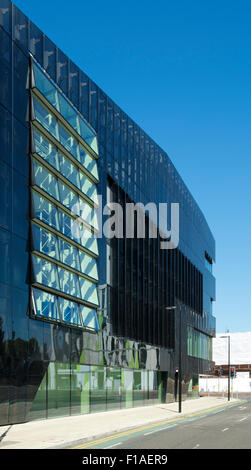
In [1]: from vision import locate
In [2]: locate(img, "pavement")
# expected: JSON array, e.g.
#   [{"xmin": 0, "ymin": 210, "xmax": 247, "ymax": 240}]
[{"xmin": 0, "ymin": 396, "xmax": 242, "ymax": 449}]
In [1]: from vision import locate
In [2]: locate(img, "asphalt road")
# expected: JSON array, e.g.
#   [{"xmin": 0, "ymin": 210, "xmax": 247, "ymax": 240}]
[
  {"xmin": 72, "ymin": 400, "xmax": 251, "ymax": 450},
  {"xmin": 117, "ymin": 401, "xmax": 251, "ymax": 449}
]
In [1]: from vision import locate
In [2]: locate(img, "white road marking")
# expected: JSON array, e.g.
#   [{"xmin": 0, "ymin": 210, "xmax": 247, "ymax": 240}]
[
  {"xmin": 105, "ymin": 442, "xmax": 122, "ymax": 448},
  {"xmin": 222, "ymin": 428, "xmax": 229, "ymax": 432},
  {"xmin": 239, "ymin": 417, "xmax": 248, "ymax": 422},
  {"xmin": 193, "ymin": 444, "xmax": 200, "ymax": 449},
  {"xmin": 144, "ymin": 424, "xmax": 177, "ymax": 436},
  {"xmin": 239, "ymin": 406, "xmax": 247, "ymax": 410}
]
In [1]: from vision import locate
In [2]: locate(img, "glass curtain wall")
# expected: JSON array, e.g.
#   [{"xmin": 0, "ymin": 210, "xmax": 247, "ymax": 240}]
[
  {"xmin": 29, "ymin": 365, "xmax": 160, "ymax": 420},
  {"xmin": 187, "ymin": 326, "xmax": 212, "ymax": 361},
  {"xmin": 30, "ymin": 59, "xmax": 100, "ymax": 329}
]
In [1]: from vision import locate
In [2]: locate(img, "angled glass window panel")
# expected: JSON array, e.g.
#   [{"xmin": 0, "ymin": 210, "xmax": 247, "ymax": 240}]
[
  {"xmin": 32, "ymin": 254, "xmax": 59, "ymax": 290},
  {"xmin": 33, "ymin": 97, "xmax": 58, "ymax": 139},
  {"xmin": 33, "ymin": 128, "xmax": 59, "ymax": 170},
  {"xmin": 58, "ymin": 267, "xmax": 80, "ymax": 298},
  {"xmin": 79, "ymin": 172, "xmax": 98, "ymax": 204},
  {"xmin": 58, "ymin": 152, "xmax": 80, "ymax": 188},
  {"xmin": 79, "ymin": 251, "xmax": 98, "ymax": 280},
  {"xmin": 79, "ymin": 146, "xmax": 99, "ymax": 180},
  {"xmin": 78, "ymin": 199, "xmax": 98, "ymax": 230},
  {"xmin": 77, "ymin": 199, "xmax": 92, "ymax": 226},
  {"xmin": 80, "ymin": 226, "xmax": 99, "ymax": 255},
  {"xmin": 58, "ymin": 297, "xmax": 82, "ymax": 326},
  {"xmin": 58, "ymin": 180, "xmax": 79, "ymax": 212},
  {"xmin": 33, "ymin": 160, "xmax": 59, "ymax": 201},
  {"xmin": 70, "ymin": 218, "xmax": 98, "ymax": 254},
  {"xmin": 33, "ymin": 62, "xmax": 59, "ymax": 110},
  {"xmin": 58, "ymin": 93, "xmax": 80, "ymax": 134},
  {"xmin": 33, "ymin": 191, "xmax": 59, "ymax": 230},
  {"xmin": 91, "ymin": 210, "xmax": 99, "ymax": 231},
  {"xmin": 32, "ymin": 224, "xmax": 59, "ymax": 261},
  {"xmin": 80, "ymin": 305, "xmax": 100, "ymax": 330},
  {"xmin": 57, "ymin": 208, "xmax": 73, "ymax": 239},
  {"xmin": 33, "ymin": 288, "xmax": 60, "ymax": 321},
  {"xmin": 79, "ymin": 278, "xmax": 99, "ymax": 306},
  {"xmin": 79, "ymin": 119, "xmax": 98, "ymax": 153},
  {"xmin": 58, "ymin": 123, "xmax": 79, "ymax": 160},
  {"xmin": 82, "ymin": 234, "xmax": 99, "ymax": 256},
  {"xmin": 58, "ymin": 238, "xmax": 80, "ymax": 271}
]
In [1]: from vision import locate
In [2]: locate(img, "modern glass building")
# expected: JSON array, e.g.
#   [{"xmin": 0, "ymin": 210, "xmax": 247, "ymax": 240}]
[{"xmin": 0, "ymin": 0, "xmax": 216, "ymax": 425}]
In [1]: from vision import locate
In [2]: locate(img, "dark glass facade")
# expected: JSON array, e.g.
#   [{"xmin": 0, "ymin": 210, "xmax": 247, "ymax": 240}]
[{"xmin": 0, "ymin": 0, "xmax": 216, "ymax": 425}]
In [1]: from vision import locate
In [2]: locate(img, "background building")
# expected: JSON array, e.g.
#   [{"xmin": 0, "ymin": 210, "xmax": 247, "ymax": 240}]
[
  {"xmin": 0, "ymin": 0, "xmax": 216, "ymax": 425},
  {"xmin": 199, "ymin": 332, "xmax": 251, "ymax": 396}
]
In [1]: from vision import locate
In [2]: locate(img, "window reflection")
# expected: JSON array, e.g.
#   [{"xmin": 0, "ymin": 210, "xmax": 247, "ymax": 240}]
[
  {"xmin": 58, "ymin": 297, "xmax": 82, "ymax": 326},
  {"xmin": 33, "ymin": 191, "xmax": 59, "ymax": 230},
  {"xmin": 33, "ymin": 254, "xmax": 59, "ymax": 290},
  {"xmin": 33, "ymin": 97, "xmax": 58, "ymax": 139},
  {"xmin": 33, "ymin": 224, "xmax": 59, "ymax": 261},
  {"xmin": 33, "ymin": 288, "xmax": 60, "ymax": 320},
  {"xmin": 33, "ymin": 160, "xmax": 59, "ymax": 201},
  {"xmin": 32, "ymin": 288, "xmax": 100, "ymax": 330},
  {"xmin": 33, "ymin": 128, "xmax": 58, "ymax": 169},
  {"xmin": 32, "ymin": 61, "xmax": 98, "ymax": 153}
]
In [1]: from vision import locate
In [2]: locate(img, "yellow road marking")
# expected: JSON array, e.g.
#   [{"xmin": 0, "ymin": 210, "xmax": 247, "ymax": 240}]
[{"xmin": 72, "ymin": 400, "xmax": 242, "ymax": 449}]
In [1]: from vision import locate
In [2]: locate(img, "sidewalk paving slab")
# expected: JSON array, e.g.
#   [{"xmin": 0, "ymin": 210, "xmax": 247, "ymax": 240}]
[{"xmin": 0, "ymin": 397, "xmax": 242, "ymax": 449}]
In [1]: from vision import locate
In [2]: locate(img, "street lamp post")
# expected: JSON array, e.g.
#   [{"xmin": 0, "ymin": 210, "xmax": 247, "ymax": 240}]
[
  {"xmin": 220, "ymin": 335, "xmax": 230, "ymax": 401},
  {"xmin": 178, "ymin": 304, "xmax": 182, "ymax": 413},
  {"xmin": 165, "ymin": 305, "xmax": 182, "ymax": 412}
]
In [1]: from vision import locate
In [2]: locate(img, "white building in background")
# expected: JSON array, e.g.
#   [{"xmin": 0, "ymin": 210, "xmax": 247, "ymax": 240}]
[{"xmin": 199, "ymin": 332, "xmax": 251, "ymax": 394}]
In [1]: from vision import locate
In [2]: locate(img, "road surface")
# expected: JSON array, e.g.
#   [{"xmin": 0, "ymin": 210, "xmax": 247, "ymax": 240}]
[{"xmin": 71, "ymin": 400, "xmax": 251, "ymax": 449}]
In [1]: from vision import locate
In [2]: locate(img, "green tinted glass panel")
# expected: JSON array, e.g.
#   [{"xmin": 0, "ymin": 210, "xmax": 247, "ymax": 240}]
[
  {"xmin": 133, "ymin": 371, "xmax": 148, "ymax": 407},
  {"xmin": 47, "ymin": 363, "xmax": 70, "ymax": 418},
  {"xmin": 121, "ymin": 370, "xmax": 133, "ymax": 409},
  {"xmin": 148, "ymin": 371, "xmax": 159, "ymax": 405},
  {"xmin": 71, "ymin": 365, "xmax": 90, "ymax": 415},
  {"xmin": 90, "ymin": 366, "xmax": 106, "ymax": 413},
  {"xmin": 106, "ymin": 368, "xmax": 121, "ymax": 411}
]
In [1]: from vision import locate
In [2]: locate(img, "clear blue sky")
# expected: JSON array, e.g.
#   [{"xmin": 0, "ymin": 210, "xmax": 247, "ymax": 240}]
[{"xmin": 14, "ymin": 0, "xmax": 251, "ymax": 333}]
